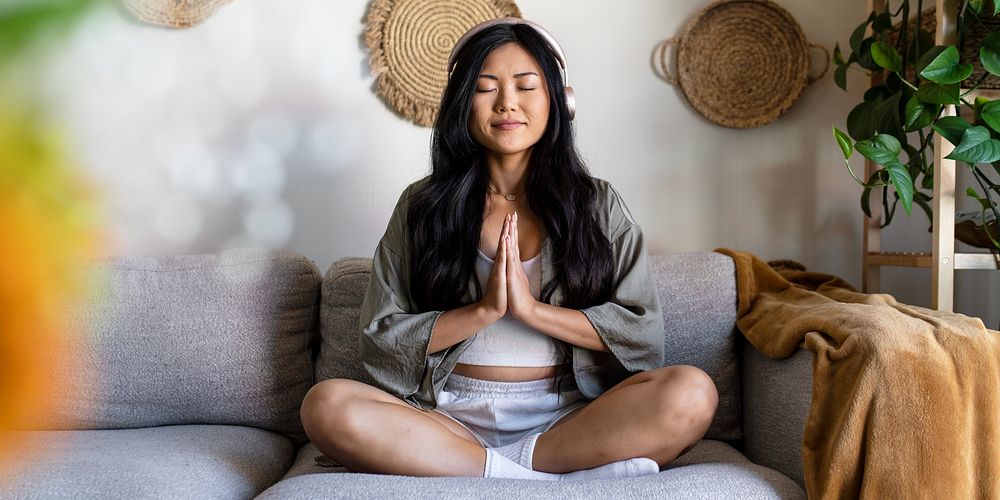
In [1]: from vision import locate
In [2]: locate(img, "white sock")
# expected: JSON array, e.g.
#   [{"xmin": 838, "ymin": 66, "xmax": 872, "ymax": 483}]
[
  {"xmin": 483, "ymin": 449, "xmax": 560, "ymax": 480},
  {"xmin": 492, "ymin": 432, "xmax": 660, "ymax": 481},
  {"xmin": 558, "ymin": 457, "xmax": 661, "ymax": 482},
  {"xmin": 493, "ymin": 433, "xmax": 542, "ymax": 470},
  {"xmin": 483, "ymin": 449, "xmax": 660, "ymax": 482},
  {"xmin": 485, "ymin": 437, "xmax": 660, "ymax": 482}
]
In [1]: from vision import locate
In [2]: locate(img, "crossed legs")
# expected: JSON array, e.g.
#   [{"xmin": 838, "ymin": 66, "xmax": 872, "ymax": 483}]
[
  {"xmin": 300, "ymin": 377, "xmax": 485, "ymax": 477},
  {"xmin": 299, "ymin": 365, "xmax": 718, "ymax": 477},
  {"xmin": 532, "ymin": 365, "xmax": 718, "ymax": 472}
]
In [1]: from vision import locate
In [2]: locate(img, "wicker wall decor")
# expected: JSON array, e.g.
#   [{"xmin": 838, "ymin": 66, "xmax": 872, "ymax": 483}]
[
  {"xmin": 365, "ymin": 0, "xmax": 521, "ymax": 127},
  {"xmin": 122, "ymin": 0, "xmax": 234, "ymax": 29},
  {"xmin": 654, "ymin": 0, "xmax": 829, "ymax": 128}
]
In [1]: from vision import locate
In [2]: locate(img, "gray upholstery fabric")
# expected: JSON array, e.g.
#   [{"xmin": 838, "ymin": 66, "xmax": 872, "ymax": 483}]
[
  {"xmin": 260, "ymin": 439, "xmax": 804, "ymax": 499},
  {"xmin": 0, "ymin": 425, "xmax": 295, "ymax": 500},
  {"xmin": 663, "ymin": 439, "xmax": 752, "ymax": 469},
  {"xmin": 279, "ymin": 439, "xmax": 750, "ymax": 481},
  {"xmin": 49, "ymin": 247, "xmax": 320, "ymax": 443},
  {"xmin": 277, "ymin": 441, "xmax": 333, "ymax": 480},
  {"xmin": 315, "ymin": 257, "xmax": 376, "ymax": 386},
  {"xmin": 315, "ymin": 252, "xmax": 741, "ymax": 441},
  {"xmin": 740, "ymin": 340, "xmax": 813, "ymax": 489},
  {"xmin": 650, "ymin": 253, "xmax": 741, "ymax": 440}
]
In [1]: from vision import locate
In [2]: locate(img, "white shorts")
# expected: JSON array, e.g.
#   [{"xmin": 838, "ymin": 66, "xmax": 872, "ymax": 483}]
[{"xmin": 434, "ymin": 372, "xmax": 589, "ymax": 449}]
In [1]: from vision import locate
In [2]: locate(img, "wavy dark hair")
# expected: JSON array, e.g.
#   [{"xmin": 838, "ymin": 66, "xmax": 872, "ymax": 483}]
[{"xmin": 407, "ymin": 22, "xmax": 615, "ymax": 317}]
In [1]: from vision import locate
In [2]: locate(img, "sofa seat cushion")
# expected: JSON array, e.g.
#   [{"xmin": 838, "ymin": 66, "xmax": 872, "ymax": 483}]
[
  {"xmin": 0, "ymin": 425, "xmax": 295, "ymax": 500},
  {"xmin": 260, "ymin": 440, "xmax": 804, "ymax": 499}
]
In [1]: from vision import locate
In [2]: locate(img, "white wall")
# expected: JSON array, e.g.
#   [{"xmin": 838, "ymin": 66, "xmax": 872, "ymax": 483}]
[{"xmin": 36, "ymin": 0, "xmax": 998, "ymax": 328}]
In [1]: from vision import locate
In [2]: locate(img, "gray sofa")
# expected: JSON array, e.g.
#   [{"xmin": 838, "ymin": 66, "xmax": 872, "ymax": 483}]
[{"xmin": 1, "ymin": 247, "xmax": 814, "ymax": 499}]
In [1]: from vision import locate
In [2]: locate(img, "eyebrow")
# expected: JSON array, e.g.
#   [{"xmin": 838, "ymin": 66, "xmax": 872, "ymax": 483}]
[{"xmin": 478, "ymin": 72, "xmax": 539, "ymax": 80}]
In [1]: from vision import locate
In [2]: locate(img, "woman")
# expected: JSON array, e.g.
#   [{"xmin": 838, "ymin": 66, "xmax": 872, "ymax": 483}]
[{"xmin": 300, "ymin": 18, "xmax": 718, "ymax": 481}]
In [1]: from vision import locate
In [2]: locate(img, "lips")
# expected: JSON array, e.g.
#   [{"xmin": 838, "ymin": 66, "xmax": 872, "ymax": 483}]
[{"xmin": 492, "ymin": 120, "xmax": 524, "ymax": 130}]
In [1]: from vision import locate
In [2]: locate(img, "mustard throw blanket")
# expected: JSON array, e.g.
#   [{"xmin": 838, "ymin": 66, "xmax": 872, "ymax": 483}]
[{"xmin": 715, "ymin": 248, "xmax": 1000, "ymax": 499}]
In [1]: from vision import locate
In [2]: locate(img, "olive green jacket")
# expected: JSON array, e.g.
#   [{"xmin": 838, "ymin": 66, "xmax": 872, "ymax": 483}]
[{"xmin": 358, "ymin": 176, "xmax": 665, "ymax": 410}]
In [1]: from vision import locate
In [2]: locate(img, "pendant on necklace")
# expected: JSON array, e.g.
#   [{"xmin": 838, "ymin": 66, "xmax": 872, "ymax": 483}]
[{"xmin": 504, "ymin": 194, "xmax": 517, "ymax": 201}]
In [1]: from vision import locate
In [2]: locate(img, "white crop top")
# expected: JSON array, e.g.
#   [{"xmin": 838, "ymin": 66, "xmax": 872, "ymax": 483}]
[{"xmin": 456, "ymin": 248, "xmax": 567, "ymax": 367}]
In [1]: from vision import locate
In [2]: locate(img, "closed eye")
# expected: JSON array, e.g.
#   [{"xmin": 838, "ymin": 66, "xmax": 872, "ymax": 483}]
[{"xmin": 475, "ymin": 88, "xmax": 536, "ymax": 92}]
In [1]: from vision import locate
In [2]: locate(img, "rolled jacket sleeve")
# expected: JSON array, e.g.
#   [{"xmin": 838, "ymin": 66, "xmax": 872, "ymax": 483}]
[
  {"xmin": 358, "ymin": 242, "xmax": 445, "ymax": 402},
  {"xmin": 579, "ymin": 223, "xmax": 665, "ymax": 373},
  {"xmin": 357, "ymin": 184, "xmax": 449, "ymax": 406}
]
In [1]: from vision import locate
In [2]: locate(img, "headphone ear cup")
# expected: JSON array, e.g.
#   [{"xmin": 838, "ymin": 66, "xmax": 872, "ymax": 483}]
[{"xmin": 564, "ymin": 86, "xmax": 576, "ymax": 121}]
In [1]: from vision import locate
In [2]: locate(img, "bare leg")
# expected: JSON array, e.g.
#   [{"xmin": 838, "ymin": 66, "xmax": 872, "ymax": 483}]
[
  {"xmin": 300, "ymin": 378, "xmax": 485, "ymax": 477},
  {"xmin": 533, "ymin": 365, "xmax": 719, "ymax": 473}
]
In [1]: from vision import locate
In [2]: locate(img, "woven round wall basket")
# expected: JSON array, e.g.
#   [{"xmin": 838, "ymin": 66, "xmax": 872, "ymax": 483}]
[
  {"xmin": 122, "ymin": 0, "xmax": 234, "ymax": 29},
  {"xmin": 365, "ymin": 0, "xmax": 521, "ymax": 127},
  {"xmin": 654, "ymin": 0, "xmax": 829, "ymax": 129}
]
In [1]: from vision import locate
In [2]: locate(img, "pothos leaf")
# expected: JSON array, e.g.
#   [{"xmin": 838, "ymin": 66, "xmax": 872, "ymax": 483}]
[
  {"xmin": 920, "ymin": 46, "xmax": 973, "ymax": 84},
  {"xmin": 885, "ymin": 161, "xmax": 914, "ymax": 216},
  {"xmin": 834, "ymin": 126, "xmax": 853, "ymax": 159},
  {"xmin": 856, "ymin": 133, "xmax": 902, "ymax": 165},
  {"xmin": 872, "ymin": 41, "xmax": 903, "ymax": 72}
]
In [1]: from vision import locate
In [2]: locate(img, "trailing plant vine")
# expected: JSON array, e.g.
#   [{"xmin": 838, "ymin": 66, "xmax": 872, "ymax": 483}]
[{"xmin": 833, "ymin": 0, "xmax": 1000, "ymax": 250}]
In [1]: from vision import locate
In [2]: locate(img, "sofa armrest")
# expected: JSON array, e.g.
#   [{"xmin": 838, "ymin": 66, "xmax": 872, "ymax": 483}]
[{"xmin": 739, "ymin": 338, "xmax": 813, "ymax": 489}]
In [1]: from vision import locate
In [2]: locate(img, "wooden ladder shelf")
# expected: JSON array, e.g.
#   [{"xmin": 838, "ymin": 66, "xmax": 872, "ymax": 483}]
[{"xmin": 862, "ymin": 0, "xmax": 1000, "ymax": 311}]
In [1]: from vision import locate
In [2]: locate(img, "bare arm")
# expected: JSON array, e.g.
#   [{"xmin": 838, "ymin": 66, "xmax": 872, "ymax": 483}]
[
  {"xmin": 428, "ymin": 302, "xmax": 502, "ymax": 354},
  {"xmin": 520, "ymin": 302, "xmax": 611, "ymax": 352}
]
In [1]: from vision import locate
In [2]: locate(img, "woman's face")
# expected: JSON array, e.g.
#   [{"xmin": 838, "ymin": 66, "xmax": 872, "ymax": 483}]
[{"xmin": 468, "ymin": 42, "xmax": 551, "ymax": 159}]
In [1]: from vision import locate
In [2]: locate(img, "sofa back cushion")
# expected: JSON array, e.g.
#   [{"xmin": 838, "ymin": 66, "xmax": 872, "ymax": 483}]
[
  {"xmin": 49, "ymin": 247, "xmax": 320, "ymax": 442},
  {"xmin": 315, "ymin": 258, "xmax": 379, "ymax": 387},
  {"xmin": 650, "ymin": 252, "xmax": 741, "ymax": 440},
  {"xmin": 317, "ymin": 252, "xmax": 741, "ymax": 441}
]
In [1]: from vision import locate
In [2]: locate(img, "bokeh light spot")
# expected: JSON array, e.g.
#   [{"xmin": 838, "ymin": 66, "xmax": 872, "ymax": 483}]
[
  {"xmin": 243, "ymin": 198, "xmax": 294, "ymax": 246},
  {"xmin": 153, "ymin": 194, "xmax": 203, "ymax": 245}
]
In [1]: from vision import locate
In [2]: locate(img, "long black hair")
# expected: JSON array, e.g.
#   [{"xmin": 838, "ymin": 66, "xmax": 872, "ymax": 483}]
[{"xmin": 407, "ymin": 22, "xmax": 615, "ymax": 314}]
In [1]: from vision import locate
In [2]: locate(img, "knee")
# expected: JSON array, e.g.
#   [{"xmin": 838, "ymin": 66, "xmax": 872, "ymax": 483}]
[
  {"xmin": 300, "ymin": 378, "xmax": 368, "ymax": 444},
  {"xmin": 650, "ymin": 365, "xmax": 719, "ymax": 432}
]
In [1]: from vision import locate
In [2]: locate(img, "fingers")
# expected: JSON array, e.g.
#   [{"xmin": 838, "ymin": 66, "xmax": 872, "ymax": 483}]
[
  {"xmin": 501, "ymin": 214, "xmax": 510, "ymax": 269},
  {"xmin": 504, "ymin": 212, "xmax": 533, "ymax": 320},
  {"xmin": 502, "ymin": 234, "xmax": 509, "ymax": 265},
  {"xmin": 506, "ymin": 212, "xmax": 519, "ymax": 284},
  {"xmin": 503, "ymin": 211, "xmax": 518, "ymax": 264},
  {"xmin": 506, "ymin": 234, "xmax": 519, "ymax": 291},
  {"xmin": 496, "ymin": 213, "xmax": 511, "ymax": 255},
  {"xmin": 511, "ymin": 211, "xmax": 520, "ymax": 262}
]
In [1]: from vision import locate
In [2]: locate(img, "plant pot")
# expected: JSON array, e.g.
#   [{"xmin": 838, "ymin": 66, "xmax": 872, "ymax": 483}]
[{"xmin": 955, "ymin": 210, "xmax": 1000, "ymax": 249}]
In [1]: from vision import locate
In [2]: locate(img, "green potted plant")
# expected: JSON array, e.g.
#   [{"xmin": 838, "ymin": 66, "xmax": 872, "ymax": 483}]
[{"xmin": 832, "ymin": 0, "xmax": 1000, "ymax": 251}]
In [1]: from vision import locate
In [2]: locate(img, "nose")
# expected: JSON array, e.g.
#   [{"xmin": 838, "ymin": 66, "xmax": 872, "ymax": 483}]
[{"xmin": 495, "ymin": 84, "xmax": 517, "ymax": 113}]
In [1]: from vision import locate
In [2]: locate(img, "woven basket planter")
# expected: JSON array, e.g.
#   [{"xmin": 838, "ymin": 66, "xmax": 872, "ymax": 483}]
[
  {"xmin": 654, "ymin": 0, "xmax": 828, "ymax": 128},
  {"xmin": 892, "ymin": 7, "xmax": 1000, "ymax": 89},
  {"xmin": 365, "ymin": 0, "xmax": 521, "ymax": 127}
]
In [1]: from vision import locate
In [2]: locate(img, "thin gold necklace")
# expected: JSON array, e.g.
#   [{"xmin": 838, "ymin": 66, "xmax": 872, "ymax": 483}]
[{"xmin": 488, "ymin": 185, "xmax": 522, "ymax": 201}]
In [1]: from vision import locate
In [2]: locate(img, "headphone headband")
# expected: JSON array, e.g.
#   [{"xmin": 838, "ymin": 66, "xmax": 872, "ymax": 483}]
[
  {"xmin": 445, "ymin": 17, "xmax": 575, "ymax": 120},
  {"xmin": 447, "ymin": 17, "xmax": 568, "ymax": 79}
]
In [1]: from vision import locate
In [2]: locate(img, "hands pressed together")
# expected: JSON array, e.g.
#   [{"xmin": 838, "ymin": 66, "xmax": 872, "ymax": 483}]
[
  {"xmin": 480, "ymin": 211, "xmax": 538, "ymax": 323},
  {"xmin": 429, "ymin": 209, "xmax": 608, "ymax": 354}
]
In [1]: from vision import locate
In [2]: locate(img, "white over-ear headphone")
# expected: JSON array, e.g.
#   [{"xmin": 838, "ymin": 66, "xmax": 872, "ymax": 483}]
[{"xmin": 446, "ymin": 17, "xmax": 576, "ymax": 121}]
